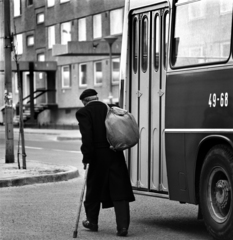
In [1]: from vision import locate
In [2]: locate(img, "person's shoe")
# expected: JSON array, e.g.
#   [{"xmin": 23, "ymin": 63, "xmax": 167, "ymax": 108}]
[
  {"xmin": 82, "ymin": 220, "xmax": 98, "ymax": 232},
  {"xmin": 117, "ymin": 228, "xmax": 128, "ymax": 237}
]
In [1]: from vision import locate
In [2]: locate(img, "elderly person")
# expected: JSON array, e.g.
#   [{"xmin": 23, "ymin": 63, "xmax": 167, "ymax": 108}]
[{"xmin": 76, "ymin": 88, "xmax": 135, "ymax": 237}]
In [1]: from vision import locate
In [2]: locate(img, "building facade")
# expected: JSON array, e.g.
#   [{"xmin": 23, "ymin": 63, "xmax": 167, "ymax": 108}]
[{"xmin": 0, "ymin": 0, "xmax": 124, "ymax": 126}]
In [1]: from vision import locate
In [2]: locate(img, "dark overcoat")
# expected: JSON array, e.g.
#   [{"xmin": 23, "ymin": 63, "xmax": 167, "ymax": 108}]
[{"xmin": 76, "ymin": 101, "xmax": 135, "ymax": 208}]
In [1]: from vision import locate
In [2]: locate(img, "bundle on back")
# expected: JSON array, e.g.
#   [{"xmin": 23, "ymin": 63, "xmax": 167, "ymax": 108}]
[{"xmin": 105, "ymin": 105, "xmax": 139, "ymax": 151}]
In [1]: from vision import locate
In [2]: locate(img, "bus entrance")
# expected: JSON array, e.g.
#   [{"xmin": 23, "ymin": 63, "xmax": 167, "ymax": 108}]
[
  {"xmin": 121, "ymin": 0, "xmax": 233, "ymax": 239},
  {"xmin": 129, "ymin": 5, "xmax": 169, "ymax": 193}
]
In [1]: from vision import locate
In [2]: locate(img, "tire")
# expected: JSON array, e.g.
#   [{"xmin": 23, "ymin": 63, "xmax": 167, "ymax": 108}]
[{"xmin": 200, "ymin": 145, "xmax": 233, "ymax": 240}]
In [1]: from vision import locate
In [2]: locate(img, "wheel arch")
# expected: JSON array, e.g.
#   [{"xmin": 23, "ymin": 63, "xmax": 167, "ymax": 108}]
[{"xmin": 195, "ymin": 135, "xmax": 233, "ymax": 204}]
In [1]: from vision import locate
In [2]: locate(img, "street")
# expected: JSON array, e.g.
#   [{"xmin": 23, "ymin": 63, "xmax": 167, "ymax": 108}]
[{"xmin": 0, "ymin": 130, "xmax": 212, "ymax": 240}]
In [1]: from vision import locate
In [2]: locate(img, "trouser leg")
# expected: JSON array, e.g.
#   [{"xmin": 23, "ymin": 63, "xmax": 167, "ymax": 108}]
[
  {"xmin": 84, "ymin": 201, "xmax": 101, "ymax": 224},
  {"xmin": 113, "ymin": 201, "xmax": 130, "ymax": 230}
]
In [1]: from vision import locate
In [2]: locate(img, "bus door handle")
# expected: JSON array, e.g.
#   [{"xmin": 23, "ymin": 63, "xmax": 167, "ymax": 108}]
[
  {"xmin": 136, "ymin": 91, "xmax": 143, "ymax": 98},
  {"xmin": 158, "ymin": 89, "xmax": 164, "ymax": 97}
]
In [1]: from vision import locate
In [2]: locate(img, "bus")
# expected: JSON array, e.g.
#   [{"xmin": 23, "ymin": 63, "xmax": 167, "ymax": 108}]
[{"xmin": 119, "ymin": 0, "xmax": 233, "ymax": 239}]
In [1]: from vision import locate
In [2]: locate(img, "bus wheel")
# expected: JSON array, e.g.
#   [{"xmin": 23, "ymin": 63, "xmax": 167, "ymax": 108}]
[{"xmin": 200, "ymin": 145, "xmax": 233, "ymax": 240}]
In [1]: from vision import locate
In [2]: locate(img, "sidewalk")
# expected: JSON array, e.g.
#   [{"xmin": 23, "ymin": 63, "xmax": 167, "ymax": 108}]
[
  {"xmin": 0, "ymin": 126, "xmax": 82, "ymax": 188},
  {"xmin": 0, "ymin": 125, "xmax": 82, "ymax": 140},
  {"xmin": 10, "ymin": 126, "xmax": 82, "ymax": 141}
]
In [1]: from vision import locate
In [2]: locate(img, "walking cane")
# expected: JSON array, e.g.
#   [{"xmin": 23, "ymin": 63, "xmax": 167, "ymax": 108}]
[{"xmin": 73, "ymin": 164, "xmax": 89, "ymax": 238}]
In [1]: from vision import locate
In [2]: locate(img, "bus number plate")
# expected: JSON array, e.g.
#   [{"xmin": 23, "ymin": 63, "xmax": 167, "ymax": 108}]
[{"xmin": 208, "ymin": 93, "xmax": 228, "ymax": 107}]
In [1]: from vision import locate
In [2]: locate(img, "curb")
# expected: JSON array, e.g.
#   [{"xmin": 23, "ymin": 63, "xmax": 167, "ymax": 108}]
[{"xmin": 0, "ymin": 166, "xmax": 80, "ymax": 188}]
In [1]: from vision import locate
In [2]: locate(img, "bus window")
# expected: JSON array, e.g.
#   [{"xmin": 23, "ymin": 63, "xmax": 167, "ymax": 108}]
[
  {"xmin": 133, "ymin": 17, "xmax": 138, "ymax": 73},
  {"xmin": 171, "ymin": 0, "xmax": 233, "ymax": 67},
  {"xmin": 154, "ymin": 14, "xmax": 159, "ymax": 71},
  {"xmin": 142, "ymin": 16, "xmax": 148, "ymax": 72},
  {"xmin": 164, "ymin": 11, "xmax": 169, "ymax": 69}
]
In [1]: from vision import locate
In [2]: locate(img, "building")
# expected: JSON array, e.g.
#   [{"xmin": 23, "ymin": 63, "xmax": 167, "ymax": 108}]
[{"xmin": 0, "ymin": 0, "xmax": 124, "ymax": 127}]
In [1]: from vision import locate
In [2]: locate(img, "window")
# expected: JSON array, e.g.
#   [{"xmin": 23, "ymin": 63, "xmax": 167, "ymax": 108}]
[
  {"xmin": 189, "ymin": 46, "xmax": 204, "ymax": 63},
  {"xmin": 62, "ymin": 66, "xmax": 71, "ymax": 88},
  {"xmin": 188, "ymin": 0, "xmax": 205, "ymax": 20},
  {"xmin": 221, "ymin": 42, "xmax": 231, "ymax": 57},
  {"xmin": 172, "ymin": 0, "xmax": 233, "ymax": 67},
  {"xmin": 110, "ymin": 8, "xmax": 123, "ymax": 35},
  {"xmin": 79, "ymin": 64, "xmax": 87, "ymax": 86},
  {"xmin": 61, "ymin": 21, "xmax": 71, "ymax": 45},
  {"xmin": 60, "ymin": 0, "xmax": 70, "ymax": 3},
  {"xmin": 141, "ymin": 16, "xmax": 148, "ymax": 72},
  {"xmin": 154, "ymin": 14, "xmax": 159, "ymax": 71},
  {"xmin": 48, "ymin": 25, "xmax": 55, "ymax": 49},
  {"xmin": 78, "ymin": 18, "xmax": 87, "ymax": 41},
  {"xmin": 13, "ymin": 72, "xmax": 18, "ymax": 94},
  {"xmin": 14, "ymin": 0, "xmax": 21, "ymax": 17},
  {"xmin": 38, "ymin": 72, "xmax": 43, "ymax": 79},
  {"xmin": 94, "ymin": 61, "xmax": 103, "ymax": 85},
  {"xmin": 133, "ymin": 17, "xmax": 138, "ymax": 73},
  {"xmin": 164, "ymin": 11, "xmax": 169, "ymax": 69},
  {"xmin": 47, "ymin": 0, "xmax": 55, "ymax": 7},
  {"xmin": 220, "ymin": 0, "xmax": 232, "ymax": 14},
  {"xmin": 112, "ymin": 58, "xmax": 120, "ymax": 83},
  {"xmin": 14, "ymin": 34, "xmax": 23, "ymax": 55},
  {"xmin": 93, "ymin": 14, "xmax": 102, "ymax": 39},
  {"xmin": 27, "ymin": 0, "xmax": 33, "ymax": 6},
  {"xmin": 27, "ymin": 35, "xmax": 34, "ymax": 46},
  {"xmin": 37, "ymin": 53, "xmax": 45, "ymax": 62},
  {"xmin": 37, "ymin": 13, "xmax": 44, "ymax": 24}
]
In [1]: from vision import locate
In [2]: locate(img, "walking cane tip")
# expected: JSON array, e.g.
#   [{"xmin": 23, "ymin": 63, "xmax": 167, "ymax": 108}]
[{"xmin": 73, "ymin": 230, "xmax": 78, "ymax": 238}]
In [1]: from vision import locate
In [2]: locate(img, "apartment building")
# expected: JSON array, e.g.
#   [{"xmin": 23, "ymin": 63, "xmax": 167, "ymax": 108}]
[{"xmin": 0, "ymin": 0, "xmax": 124, "ymax": 126}]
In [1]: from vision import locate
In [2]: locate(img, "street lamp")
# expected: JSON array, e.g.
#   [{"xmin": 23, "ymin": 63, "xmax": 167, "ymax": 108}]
[{"xmin": 104, "ymin": 36, "xmax": 118, "ymax": 104}]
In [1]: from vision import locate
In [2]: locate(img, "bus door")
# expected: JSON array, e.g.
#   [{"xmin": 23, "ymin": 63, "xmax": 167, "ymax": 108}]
[{"xmin": 130, "ymin": 6, "xmax": 169, "ymax": 192}]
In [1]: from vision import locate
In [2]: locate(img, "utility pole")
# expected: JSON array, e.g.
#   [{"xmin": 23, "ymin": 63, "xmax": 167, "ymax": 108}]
[
  {"xmin": 104, "ymin": 36, "xmax": 118, "ymax": 104},
  {"xmin": 4, "ymin": 0, "xmax": 15, "ymax": 163}
]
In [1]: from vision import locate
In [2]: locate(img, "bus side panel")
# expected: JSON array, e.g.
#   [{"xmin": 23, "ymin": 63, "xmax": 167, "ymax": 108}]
[
  {"xmin": 165, "ymin": 133, "xmax": 190, "ymax": 202},
  {"xmin": 165, "ymin": 67, "xmax": 233, "ymax": 202},
  {"xmin": 166, "ymin": 68, "xmax": 233, "ymax": 129},
  {"xmin": 185, "ymin": 133, "xmax": 206, "ymax": 203}
]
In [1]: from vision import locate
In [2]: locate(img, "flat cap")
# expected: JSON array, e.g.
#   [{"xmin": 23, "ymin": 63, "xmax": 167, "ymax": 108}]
[{"xmin": 79, "ymin": 88, "xmax": 98, "ymax": 100}]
